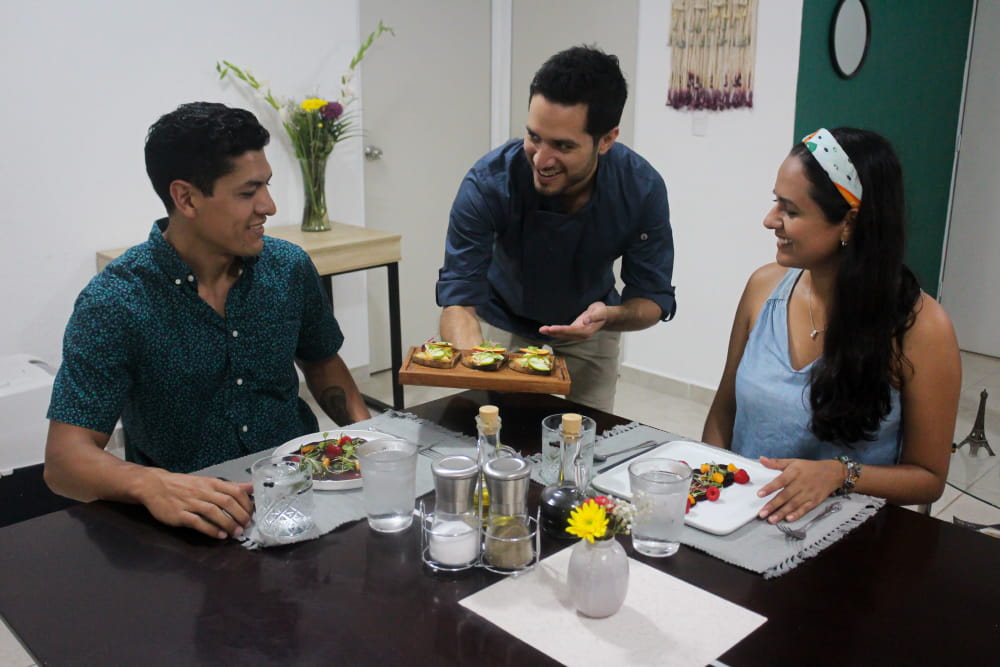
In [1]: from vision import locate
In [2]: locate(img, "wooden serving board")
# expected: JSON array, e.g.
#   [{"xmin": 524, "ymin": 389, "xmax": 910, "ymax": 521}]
[{"xmin": 399, "ymin": 347, "xmax": 571, "ymax": 394}]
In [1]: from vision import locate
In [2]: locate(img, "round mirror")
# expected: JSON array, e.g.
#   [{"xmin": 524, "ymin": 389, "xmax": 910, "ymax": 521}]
[{"xmin": 830, "ymin": 0, "xmax": 871, "ymax": 79}]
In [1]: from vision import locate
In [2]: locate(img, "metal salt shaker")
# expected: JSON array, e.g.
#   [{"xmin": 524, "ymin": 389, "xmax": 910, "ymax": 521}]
[{"xmin": 429, "ymin": 455, "xmax": 480, "ymax": 567}]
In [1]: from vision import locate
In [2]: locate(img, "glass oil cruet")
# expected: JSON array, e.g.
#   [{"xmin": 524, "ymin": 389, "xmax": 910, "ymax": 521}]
[
  {"xmin": 539, "ymin": 413, "xmax": 588, "ymax": 539},
  {"xmin": 473, "ymin": 405, "xmax": 502, "ymax": 519}
]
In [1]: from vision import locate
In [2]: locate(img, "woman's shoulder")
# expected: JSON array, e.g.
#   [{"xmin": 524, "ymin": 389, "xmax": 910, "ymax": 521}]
[
  {"xmin": 898, "ymin": 292, "xmax": 960, "ymax": 382},
  {"xmin": 907, "ymin": 292, "xmax": 959, "ymax": 348},
  {"xmin": 744, "ymin": 263, "xmax": 791, "ymax": 302},
  {"xmin": 735, "ymin": 263, "xmax": 793, "ymax": 326}
]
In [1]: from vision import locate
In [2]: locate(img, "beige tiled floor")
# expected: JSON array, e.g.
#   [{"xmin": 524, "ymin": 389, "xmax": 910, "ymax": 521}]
[{"xmin": 4, "ymin": 353, "xmax": 999, "ymax": 664}]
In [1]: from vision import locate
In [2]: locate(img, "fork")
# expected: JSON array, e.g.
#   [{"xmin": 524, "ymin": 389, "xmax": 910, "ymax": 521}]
[
  {"xmin": 952, "ymin": 517, "xmax": 1000, "ymax": 531},
  {"xmin": 776, "ymin": 502, "xmax": 842, "ymax": 540},
  {"xmin": 418, "ymin": 447, "xmax": 444, "ymax": 460}
]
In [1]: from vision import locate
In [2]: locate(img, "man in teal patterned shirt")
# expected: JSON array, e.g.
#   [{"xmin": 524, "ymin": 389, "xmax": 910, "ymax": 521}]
[{"xmin": 45, "ymin": 102, "xmax": 370, "ymax": 539}]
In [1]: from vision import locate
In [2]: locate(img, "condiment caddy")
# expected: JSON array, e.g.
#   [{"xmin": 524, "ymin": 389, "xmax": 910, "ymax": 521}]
[{"xmin": 419, "ymin": 405, "xmax": 540, "ymax": 575}]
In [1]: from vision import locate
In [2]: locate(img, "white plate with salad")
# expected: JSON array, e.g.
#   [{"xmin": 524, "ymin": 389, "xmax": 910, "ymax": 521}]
[
  {"xmin": 591, "ymin": 440, "xmax": 780, "ymax": 535},
  {"xmin": 273, "ymin": 429, "xmax": 387, "ymax": 491}
]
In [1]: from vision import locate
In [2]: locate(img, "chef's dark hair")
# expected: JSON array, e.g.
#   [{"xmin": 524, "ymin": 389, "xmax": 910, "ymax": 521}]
[
  {"xmin": 529, "ymin": 45, "xmax": 627, "ymax": 140},
  {"xmin": 145, "ymin": 102, "xmax": 270, "ymax": 213}
]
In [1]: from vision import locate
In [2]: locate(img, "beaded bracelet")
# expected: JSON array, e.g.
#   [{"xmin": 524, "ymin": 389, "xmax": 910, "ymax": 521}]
[{"xmin": 835, "ymin": 455, "xmax": 862, "ymax": 496}]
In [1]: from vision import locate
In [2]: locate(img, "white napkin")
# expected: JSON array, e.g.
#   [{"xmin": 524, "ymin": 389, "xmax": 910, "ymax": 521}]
[{"xmin": 460, "ymin": 544, "xmax": 766, "ymax": 666}]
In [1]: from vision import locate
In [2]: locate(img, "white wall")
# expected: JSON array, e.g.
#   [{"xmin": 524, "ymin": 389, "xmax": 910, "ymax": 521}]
[
  {"xmin": 0, "ymin": 0, "xmax": 370, "ymax": 370},
  {"xmin": 626, "ymin": 0, "xmax": 804, "ymax": 390}
]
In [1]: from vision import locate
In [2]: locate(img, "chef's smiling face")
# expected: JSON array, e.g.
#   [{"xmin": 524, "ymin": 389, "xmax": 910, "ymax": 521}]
[{"xmin": 523, "ymin": 94, "xmax": 616, "ymax": 212}]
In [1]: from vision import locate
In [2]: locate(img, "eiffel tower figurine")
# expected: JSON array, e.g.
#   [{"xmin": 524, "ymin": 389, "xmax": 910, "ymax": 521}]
[{"xmin": 953, "ymin": 389, "xmax": 995, "ymax": 456}]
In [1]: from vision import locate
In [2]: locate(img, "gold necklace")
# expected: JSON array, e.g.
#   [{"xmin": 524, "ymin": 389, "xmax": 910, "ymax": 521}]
[{"xmin": 807, "ymin": 283, "xmax": 825, "ymax": 340}]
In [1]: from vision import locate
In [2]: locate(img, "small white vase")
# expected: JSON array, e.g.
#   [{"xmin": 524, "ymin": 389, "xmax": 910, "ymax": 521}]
[{"xmin": 567, "ymin": 537, "xmax": 629, "ymax": 618}]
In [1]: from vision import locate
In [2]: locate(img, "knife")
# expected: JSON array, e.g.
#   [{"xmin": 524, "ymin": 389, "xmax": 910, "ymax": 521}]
[{"xmin": 596, "ymin": 441, "xmax": 666, "ymax": 474}]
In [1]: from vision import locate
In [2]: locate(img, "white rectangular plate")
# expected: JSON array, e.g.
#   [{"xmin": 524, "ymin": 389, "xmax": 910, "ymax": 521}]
[{"xmin": 591, "ymin": 440, "xmax": 780, "ymax": 535}]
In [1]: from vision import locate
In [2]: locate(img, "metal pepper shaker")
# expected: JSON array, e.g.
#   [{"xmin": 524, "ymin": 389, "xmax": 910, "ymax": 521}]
[{"xmin": 482, "ymin": 456, "xmax": 533, "ymax": 570}]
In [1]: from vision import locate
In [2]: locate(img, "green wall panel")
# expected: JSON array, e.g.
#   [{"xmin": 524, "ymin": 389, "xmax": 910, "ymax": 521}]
[{"xmin": 794, "ymin": 0, "xmax": 973, "ymax": 296}]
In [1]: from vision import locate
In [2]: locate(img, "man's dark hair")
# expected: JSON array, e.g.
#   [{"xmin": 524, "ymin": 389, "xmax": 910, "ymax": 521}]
[
  {"xmin": 529, "ymin": 45, "xmax": 627, "ymax": 139},
  {"xmin": 144, "ymin": 102, "xmax": 270, "ymax": 212}
]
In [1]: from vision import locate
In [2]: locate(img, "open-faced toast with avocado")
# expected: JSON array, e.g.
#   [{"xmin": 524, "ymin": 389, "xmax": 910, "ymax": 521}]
[
  {"xmin": 411, "ymin": 340, "xmax": 461, "ymax": 369},
  {"xmin": 460, "ymin": 341, "xmax": 507, "ymax": 371},
  {"xmin": 510, "ymin": 346, "xmax": 554, "ymax": 375}
]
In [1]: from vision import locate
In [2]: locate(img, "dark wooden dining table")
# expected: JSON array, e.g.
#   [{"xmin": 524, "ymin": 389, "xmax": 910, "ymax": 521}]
[{"xmin": 1, "ymin": 390, "xmax": 997, "ymax": 666}]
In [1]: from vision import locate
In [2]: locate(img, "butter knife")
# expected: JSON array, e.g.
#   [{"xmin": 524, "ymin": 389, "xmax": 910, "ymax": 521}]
[{"xmin": 596, "ymin": 440, "xmax": 666, "ymax": 474}]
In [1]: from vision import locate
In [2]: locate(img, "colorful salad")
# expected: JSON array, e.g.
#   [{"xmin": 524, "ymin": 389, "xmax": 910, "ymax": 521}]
[{"xmin": 294, "ymin": 433, "xmax": 366, "ymax": 480}]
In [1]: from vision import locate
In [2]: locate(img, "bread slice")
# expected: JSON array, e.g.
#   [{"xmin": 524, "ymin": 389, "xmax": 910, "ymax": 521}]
[
  {"xmin": 510, "ymin": 354, "xmax": 553, "ymax": 375},
  {"xmin": 461, "ymin": 350, "xmax": 506, "ymax": 371},
  {"xmin": 412, "ymin": 348, "xmax": 460, "ymax": 369},
  {"xmin": 411, "ymin": 342, "xmax": 460, "ymax": 369}
]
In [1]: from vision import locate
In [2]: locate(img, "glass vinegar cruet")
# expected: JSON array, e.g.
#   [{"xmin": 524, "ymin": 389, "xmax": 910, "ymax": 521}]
[{"xmin": 539, "ymin": 413, "xmax": 588, "ymax": 539}]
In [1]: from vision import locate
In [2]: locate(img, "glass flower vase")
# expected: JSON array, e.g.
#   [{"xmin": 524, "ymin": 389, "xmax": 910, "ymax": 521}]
[
  {"xmin": 567, "ymin": 537, "xmax": 629, "ymax": 618},
  {"xmin": 298, "ymin": 153, "xmax": 331, "ymax": 232}
]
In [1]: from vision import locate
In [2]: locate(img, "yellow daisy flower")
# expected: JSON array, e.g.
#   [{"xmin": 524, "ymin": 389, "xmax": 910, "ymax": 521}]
[
  {"xmin": 566, "ymin": 499, "xmax": 608, "ymax": 543},
  {"xmin": 301, "ymin": 98, "xmax": 327, "ymax": 112}
]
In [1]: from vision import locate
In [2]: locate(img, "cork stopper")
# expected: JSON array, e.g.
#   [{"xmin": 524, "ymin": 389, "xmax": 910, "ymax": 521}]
[
  {"xmin": 478, "ymin": 405, "xmax": 500, "ymax": 435},
  {"xmin": 561, "ymin": 413, "xmax": 582, "ymax": 437}
]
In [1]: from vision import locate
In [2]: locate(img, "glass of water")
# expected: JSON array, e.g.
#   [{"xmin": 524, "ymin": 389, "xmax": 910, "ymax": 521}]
[
  {"xmin": 357, "ymin": 438, "xmax": 418, "ymax": 533},
  {"xmin": 251, "ymin": 454, "xmax": 317, "ymax": 545},
  {"xmin": 540, "ymin": 414, "xmax": 596, "ymax": 485},
  {"xmin": 628, "ymin": 458, "xmax": 692, "ymax": 557}
]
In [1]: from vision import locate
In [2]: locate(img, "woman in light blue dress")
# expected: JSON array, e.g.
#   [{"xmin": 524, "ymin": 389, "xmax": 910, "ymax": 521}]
[{"xmin": 702, "ymin": 128, "xmax": 960, "ymax": 524}]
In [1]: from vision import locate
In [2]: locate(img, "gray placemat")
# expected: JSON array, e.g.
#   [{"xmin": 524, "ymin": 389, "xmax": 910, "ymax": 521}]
[
  {"xmin": 560, "ymin": 422, "xmax": 885, "ymax": 578},
  {"xmin": 195, "ymin": 410, "xmax": 478, "ymax": 549}
]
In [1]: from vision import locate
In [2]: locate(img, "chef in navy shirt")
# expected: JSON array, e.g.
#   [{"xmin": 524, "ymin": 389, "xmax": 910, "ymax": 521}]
[{"xmin": 437, "ymin": 46, "xmax": 676, "ymax": 410}]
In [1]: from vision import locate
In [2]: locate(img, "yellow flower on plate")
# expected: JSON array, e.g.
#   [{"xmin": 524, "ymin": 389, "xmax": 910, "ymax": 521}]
[
  {"xmin": 566, "ymin": 499, "xmax": 609, "ymax": 543},
  {"xmin": 301, "ymin": 98, "xmax": 327, "ymax": 112}
]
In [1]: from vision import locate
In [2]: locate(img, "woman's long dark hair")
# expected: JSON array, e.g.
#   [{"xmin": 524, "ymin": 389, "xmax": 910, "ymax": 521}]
[{"xmin": 790, "ymin": 128, "xmax": 921, "ymax": 444}]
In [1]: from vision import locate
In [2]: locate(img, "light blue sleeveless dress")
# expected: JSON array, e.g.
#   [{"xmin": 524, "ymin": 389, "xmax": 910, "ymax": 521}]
[{"xmin": 731, "ymin": 268, "xmax": 902, "ymax": 464}]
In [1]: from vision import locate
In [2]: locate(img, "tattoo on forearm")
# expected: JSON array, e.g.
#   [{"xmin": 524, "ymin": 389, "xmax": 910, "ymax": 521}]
[{"xmin": 319, "ymin": 386, "xmax": 352, "ymax": 425}]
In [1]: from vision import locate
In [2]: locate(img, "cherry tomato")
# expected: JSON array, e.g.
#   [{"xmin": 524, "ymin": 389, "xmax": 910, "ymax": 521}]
[{"xmin": 325, "ymin": 443, "xmax": 344, "ymax": 458}]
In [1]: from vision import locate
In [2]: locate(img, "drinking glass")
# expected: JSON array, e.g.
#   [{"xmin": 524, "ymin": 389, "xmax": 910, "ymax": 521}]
[
  {"xmin": 251, "ymin": 454, "xmax": 317, "ymax": 544},
  {"xmin": 357, "ymin": 438, "xmax": 418, "ymax": 533},
  {"xmin": 628, "ymin": 458, "xmax": 692, "ymax": 557},
  {"xmin": 540, "ymin": 414, "xmax": 596, "ymax": 485}
]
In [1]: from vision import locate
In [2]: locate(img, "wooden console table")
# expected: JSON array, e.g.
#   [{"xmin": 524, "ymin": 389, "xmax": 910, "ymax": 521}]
[{"xmin": 96, "ymin": 222, "xmax": 404, "ymax": 410}]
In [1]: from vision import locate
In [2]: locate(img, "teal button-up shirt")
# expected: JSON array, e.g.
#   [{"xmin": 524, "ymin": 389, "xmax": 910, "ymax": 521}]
[{"xmin": 48, "ymin": 220, "xmax": 343, "ymax": 473}]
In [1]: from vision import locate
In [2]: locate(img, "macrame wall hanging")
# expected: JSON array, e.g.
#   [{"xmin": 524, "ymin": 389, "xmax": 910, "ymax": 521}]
[{"xmin": 667, "ymin": 0, "xmax": 759, "ymax": 111}]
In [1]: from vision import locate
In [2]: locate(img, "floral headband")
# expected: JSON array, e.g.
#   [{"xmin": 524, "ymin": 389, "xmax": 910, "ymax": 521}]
[{"xmin": 802, "ymin": 128, "xmax": 862, "ymax": 209}]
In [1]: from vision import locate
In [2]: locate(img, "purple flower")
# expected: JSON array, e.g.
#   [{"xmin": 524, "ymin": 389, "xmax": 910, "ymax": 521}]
[{"xmin": 320, "ymin": 102, "xmax": 344, "ymax": 121}]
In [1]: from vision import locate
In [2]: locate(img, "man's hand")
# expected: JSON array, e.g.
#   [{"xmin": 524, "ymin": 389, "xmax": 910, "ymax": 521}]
[
  {"xmin": 45, "ymin": 421, "xmax": 253, "ymax": 540},
  {"xmin": 138, "ymin": 469, "xmax": 253, "ymax": 539},
  {"xmin": 754, "ymin": 456, "xmax": 845, "ymax": 523},
  {"xmin": 538, "ymin": 302, "xmax": 609, "ymax": 340}
]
